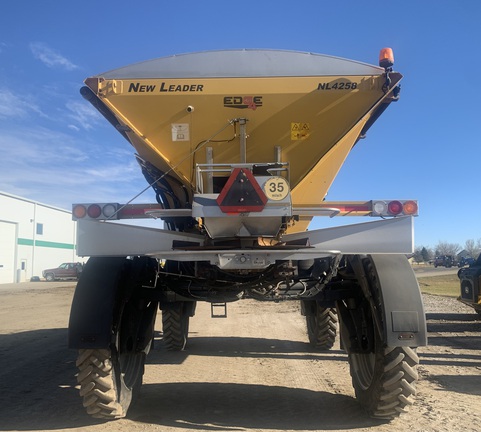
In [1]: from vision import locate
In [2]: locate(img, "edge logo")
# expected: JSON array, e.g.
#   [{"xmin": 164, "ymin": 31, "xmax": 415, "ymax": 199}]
[{"xmin": 224, "ymin": 96, "xmax": 263, "ymax": 110}]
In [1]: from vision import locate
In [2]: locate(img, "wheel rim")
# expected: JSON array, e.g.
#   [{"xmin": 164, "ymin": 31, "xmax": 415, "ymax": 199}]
[
  {"xmin": 350, "ymin": 351, "xmax": 376, "ymax": 390},
  {"xmin": 306, "ymin": 315, "xmax": 317, "ymax": 337},
  {"xmin": 119, "ymin": 350, "xmax": 144, "ymax": 389},
  {"xmin": 116, "ymin": 315, "xmax": 145, "ymax": 392}
]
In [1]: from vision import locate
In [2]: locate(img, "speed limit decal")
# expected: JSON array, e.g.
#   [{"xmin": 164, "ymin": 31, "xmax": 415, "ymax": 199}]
[{"xmin": 263, "ymin": 177, "xmax": 290, "ymax": 201}]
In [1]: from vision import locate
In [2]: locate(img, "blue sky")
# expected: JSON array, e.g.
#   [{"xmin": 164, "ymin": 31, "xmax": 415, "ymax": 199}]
[{"xmin": 1, "ymin": 0, "xmax": 480, "ymax": 250}]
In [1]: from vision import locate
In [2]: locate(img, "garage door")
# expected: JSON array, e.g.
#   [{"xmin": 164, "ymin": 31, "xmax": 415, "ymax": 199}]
[{"xmin": 0, "ymin": 221, "xmax": 16, "ymax": 284}]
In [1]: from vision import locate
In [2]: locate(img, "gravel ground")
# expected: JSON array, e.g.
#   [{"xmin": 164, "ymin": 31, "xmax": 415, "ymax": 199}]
[{"xmin": 0, "ymin": 280, "xmax": 480, "ymax": 432}]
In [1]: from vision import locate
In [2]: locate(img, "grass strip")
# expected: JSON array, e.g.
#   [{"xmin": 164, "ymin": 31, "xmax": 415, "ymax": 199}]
[{"xmin": 417, "ymin": 273, "xmax": 460, "ymax": 297}]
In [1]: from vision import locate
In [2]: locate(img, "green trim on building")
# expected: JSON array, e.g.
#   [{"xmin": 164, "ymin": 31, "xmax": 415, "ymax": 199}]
[
  {"xmin": 18, "ymin": 238, "xmax": 34, "ymax": 246},
  {"xmin": 18, "ymin": 238, "xmax": 75, "ymax": 250}
]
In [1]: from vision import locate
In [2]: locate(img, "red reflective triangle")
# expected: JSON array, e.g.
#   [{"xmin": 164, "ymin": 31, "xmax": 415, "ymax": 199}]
[{"xmin": 216, "ymin": 168, "xmax": 267, "ymax": 213}]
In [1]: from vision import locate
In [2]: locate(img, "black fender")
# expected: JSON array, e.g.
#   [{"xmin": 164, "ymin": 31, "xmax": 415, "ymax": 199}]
[
  {"xmin": 68, "ymin": 257, "xmax": 127, "ymax": 349},
  {"xmin": 367, "ymin": 254, "xmax": 427, "ymax": 347},
  {"xmin": 68, "ymin": 256, "xmax": 159, "ymax": 350}
]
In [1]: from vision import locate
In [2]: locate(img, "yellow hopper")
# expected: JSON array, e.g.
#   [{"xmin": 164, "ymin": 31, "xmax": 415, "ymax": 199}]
[{"xmin": 81, "ymin": 49, "xmax": 401, "ymax": 231}]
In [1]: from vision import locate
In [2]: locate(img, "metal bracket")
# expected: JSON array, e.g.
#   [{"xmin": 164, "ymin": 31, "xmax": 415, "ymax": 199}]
[{"xmin": 211, "ymin": 302, "xmax": 227, "ymax": 318}]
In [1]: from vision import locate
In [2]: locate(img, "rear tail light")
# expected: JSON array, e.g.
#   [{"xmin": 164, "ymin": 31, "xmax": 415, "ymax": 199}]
[
  {"xmin": 72, "ymin": 203, "xmax": 120, "ymax": 220},
  {"xmin": 371, "ymin": 200, "xmax": 418, "ymax": 217},
  {"xmin": 403, "ymin": 200, "xmax": 418, "ymax": 215},
  {"xmin": 87, "ymin": 204, "xmax": 102, "ymax": 218},
  {"xmin": 387, "ymin": 200, "xmax": 403, "ymax": 215},
  {"xmin": 72, "ymin": 204, "xmax": 87, "ymax": 219},
  {"xmin": 102, "ymin": 203, "xmax": 118, "ymax": 218}
]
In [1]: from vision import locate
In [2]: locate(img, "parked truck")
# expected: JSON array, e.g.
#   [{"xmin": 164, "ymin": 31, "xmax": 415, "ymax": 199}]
[
  {"xmin": 68, "ymin": 48, "xmax": 427, "ymax": 421},
  {"xmin": 458, "ymin": 253, "xmax": 481, "ymax": 315}
]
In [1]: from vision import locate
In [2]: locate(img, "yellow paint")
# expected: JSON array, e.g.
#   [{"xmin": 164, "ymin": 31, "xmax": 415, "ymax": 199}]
[{"xmin": 88, "ymin": 73, "xmax": 399, "ymax": 218}]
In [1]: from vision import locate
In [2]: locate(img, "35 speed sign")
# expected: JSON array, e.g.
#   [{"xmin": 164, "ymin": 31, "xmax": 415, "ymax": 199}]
[{"xmin": 263, "ymin": 177, "xmax": 289, "ymax": 201}]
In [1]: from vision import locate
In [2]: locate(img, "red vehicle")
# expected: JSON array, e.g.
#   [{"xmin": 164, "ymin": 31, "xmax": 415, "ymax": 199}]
[{"xmin": 42, "ymin": 262, "xmax": 83, "ymax": 281}]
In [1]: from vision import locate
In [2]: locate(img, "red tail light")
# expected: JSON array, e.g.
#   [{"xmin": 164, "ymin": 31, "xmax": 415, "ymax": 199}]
[
  {"xmin": 87, "ymin": 204, "xmax": 102, "ymax": 218},
  {"xmin": 387, "ymin": 200, "xmax": 403, "ymax": 215}
]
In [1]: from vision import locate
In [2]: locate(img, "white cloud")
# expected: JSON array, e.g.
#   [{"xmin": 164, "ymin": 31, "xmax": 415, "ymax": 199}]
[
  {"xmin": 0, "ymin": 88, "xmax": 43, "ymax": 118},
  {"xmin": 0, "ymin": 127, "xmax": 88, "ymax": 164},
  {"xmin": 0, "ymin": 125, "xmax": 151, "ymax": 209},
  {"xmin": 66, "ymin": 100, "xmax": 102, "ymax": 130},
  {"xmin": 30, "ymin": 42, "xmax": 78, "ymax": 71}
]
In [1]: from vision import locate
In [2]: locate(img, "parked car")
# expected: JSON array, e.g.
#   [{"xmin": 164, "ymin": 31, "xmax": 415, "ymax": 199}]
[
  {"xmin": 42, "ymin": 262, "xmax": 83, "ymax": 281},
  {"xmin": 434, "ymin": 255, "xmax": 454, "ymax": 268},
  {"xmin": 458, "ymin": 257, "xmax": 476, "ymax": 268}
]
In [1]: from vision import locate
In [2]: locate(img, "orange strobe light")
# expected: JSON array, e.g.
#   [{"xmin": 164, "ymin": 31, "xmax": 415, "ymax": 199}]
[{"xmin": 379, "ymin": 48, "xmax": 394, "ymax": 69}]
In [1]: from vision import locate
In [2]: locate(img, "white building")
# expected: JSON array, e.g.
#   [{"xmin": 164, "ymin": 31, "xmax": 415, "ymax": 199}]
[{"xmin": 0, "ymin": 191, "xmax": 80, "ymax": 284}]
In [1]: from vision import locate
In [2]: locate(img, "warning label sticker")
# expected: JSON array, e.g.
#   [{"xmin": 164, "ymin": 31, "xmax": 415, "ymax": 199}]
[
  {"xmin": 291, "ymin": 122, "xmax": 310, "ymax": 140},
  {"xmin": 171, "ymin": 123, "xmax": 190, "ymax": 142}
]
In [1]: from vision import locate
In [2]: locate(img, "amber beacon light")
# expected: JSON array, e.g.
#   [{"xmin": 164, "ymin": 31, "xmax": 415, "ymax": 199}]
[{"xmin": 379, "ymin": 47, "xmax": 394, "ymax": 69}]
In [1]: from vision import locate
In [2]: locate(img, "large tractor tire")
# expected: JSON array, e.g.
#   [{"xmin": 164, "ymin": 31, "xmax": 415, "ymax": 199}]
[
  {"xmin": 304, "ymin": 303, "xmax": 338, "ymax": 350},
  {"xmin": 162, "ymin": 302, "xmax": 191, "ymax": 351},
  {"xmin": 73, "ymin": 257, "xmax": 158, "ymax": 419},
  {"xmin": 345, "ymin": 256, "xmax": 419, "ymax": 419},
  {"xmin": 349, "ymin": 343, "xmax": 419, "ymax": 419},
  {"xmin": 76, "ymin": 346, "xmax": 146, "ymax": 419}
]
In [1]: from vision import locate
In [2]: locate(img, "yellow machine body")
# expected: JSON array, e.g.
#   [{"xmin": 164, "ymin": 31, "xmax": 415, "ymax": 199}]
[{"xmin": 83, "ymin": 50, "xmax": 401, "ymax": 232}]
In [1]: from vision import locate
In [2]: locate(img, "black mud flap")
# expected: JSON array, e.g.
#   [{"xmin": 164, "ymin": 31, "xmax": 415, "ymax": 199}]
[
  {"xmin": 68, "ymin": 257, "xmax": 126, "ymax": 349},
  {"xmin": 370, "ymin": 254, "xmax": 427, "ymax": 347}
]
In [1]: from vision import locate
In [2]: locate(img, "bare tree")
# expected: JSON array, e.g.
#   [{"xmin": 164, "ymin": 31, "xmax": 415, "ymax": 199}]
[
  {"xmin": 435, "ymin": 241, "xmax": 461, "ymax": 257},
  {"xmin": 464, "ymin": 239, "xmax": 480, "ymax": 258}
]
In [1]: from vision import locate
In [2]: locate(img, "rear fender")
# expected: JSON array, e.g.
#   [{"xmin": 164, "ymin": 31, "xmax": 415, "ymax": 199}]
[
  {"xmin": 371, "ymin": 254, "xmax": 427, "ymax": 346},
  {"xmin": 68, "ymin": 257, "xmax": 127, "ymax": 349},
  {"xmin": 350, "ymin": 254, "xmax": 427, "ymax": 347}
]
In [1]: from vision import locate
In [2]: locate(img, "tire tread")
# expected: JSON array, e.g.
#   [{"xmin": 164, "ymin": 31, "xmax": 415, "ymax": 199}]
[{"xmin": 76, "ymin": 349, "xmax": 125, "ymax": 419}]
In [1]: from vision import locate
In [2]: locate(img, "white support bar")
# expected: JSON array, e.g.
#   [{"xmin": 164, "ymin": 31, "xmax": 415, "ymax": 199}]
[
  {"xmin": 76, "ymin": 220, "xmax": 204, "ymax": 257},
  {"xmin": 283, "ymin": 216, "xmax": 414, "ymax": 254},
  {"xmin": 77, "ymin": 216, "xmax": 414, "ymax": 262}
]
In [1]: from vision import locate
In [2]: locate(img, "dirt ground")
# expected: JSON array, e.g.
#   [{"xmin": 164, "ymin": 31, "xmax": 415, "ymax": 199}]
[{"xmin": 0, "ymin": 281, "xmax": 480, "ymax": 432}]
